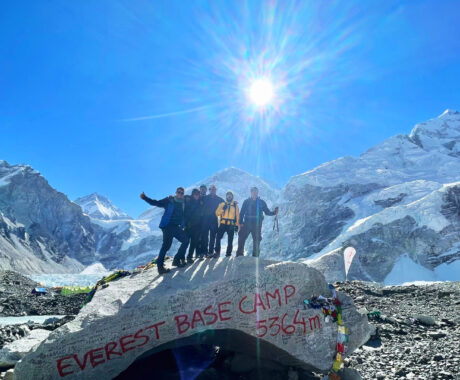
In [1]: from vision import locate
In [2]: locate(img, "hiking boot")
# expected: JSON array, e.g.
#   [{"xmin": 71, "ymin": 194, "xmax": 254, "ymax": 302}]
[
  {"xmin": 225, "ymin": 254, "xmax": 232, "ymax": 257},
  {"xmin": 198, "ymin": 255, "xmax": 204, "ymax": 260},
  {"xmin": 172, "ymin": 260, "xmax": 185, "ymax": 268},
  {"xmin": 180, "ymin": 259, "xmax": 186, "ymax": 266},
  {"xmin": 187, "ymin": 258, "xmax": 194, "ymax": 264},
  {"xmin": 157, "ymin": 267, "xmax": 170, "ymax": 275},
  {"xmin": 212, "ymin": 253, "xmax": 220, "ymax": 259}
]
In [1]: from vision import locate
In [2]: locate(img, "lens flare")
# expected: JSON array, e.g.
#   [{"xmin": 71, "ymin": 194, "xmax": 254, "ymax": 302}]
[
  {"xmin": 248, "ymin": 78, "xmax": 274, "ymax": 108},
  {"xmin": 125, "ymin": 0, "xmax": 379, "ymax": 176}
]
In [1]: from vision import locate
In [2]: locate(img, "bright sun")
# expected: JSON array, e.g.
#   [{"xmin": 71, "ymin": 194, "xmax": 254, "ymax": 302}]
[{"xmin": 248, "ymin": 78, "xmax": 274, "ymax": 107}]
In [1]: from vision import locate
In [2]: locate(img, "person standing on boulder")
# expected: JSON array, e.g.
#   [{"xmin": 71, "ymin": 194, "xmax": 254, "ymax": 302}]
[
  {"xmin": 183, "ymin": 188, "xmax": 203, "ymax": 264},
  {"xmin": 236, "ymin": 187, "xmax": 278, "ymax": 257},
  {"xmin": 196, "ymin": 184, "xmax": 207, "ymax": 259},
  {"xmin": 140, "ymin": 188, "xmax": 188, "ymax": 274},
  {"xmin": 214, "ymin": 191, "xmax": 239, "ymax": 257},
  {"xmin": 201, "ymin": 184, "xmax": 224, "ymax": 258}
]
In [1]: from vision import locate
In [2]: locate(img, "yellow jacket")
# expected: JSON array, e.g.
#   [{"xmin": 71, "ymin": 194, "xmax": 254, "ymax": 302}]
[{"xmin": 216, "ymin": 201, "xmax": 239, "ymax": 226}]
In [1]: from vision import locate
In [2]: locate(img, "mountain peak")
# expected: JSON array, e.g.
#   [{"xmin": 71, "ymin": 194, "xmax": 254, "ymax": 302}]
[
  {"xmin": 0, "ymin": 161, "xmax": 40, "ymax": 187},
  {"xmin": 74, "ymin": 193, "xmax": 132, "ymax": 221},
  {"xmin": 439, "ymin": 109, "xmax": 460, "ymax": 118},
  {"xmin": 408, "ymin": 109, "xmax": 460, "ymax": 154},
  {"xmin": 210, "ymin": 167, "xmax": 251, "ymax": 178}
]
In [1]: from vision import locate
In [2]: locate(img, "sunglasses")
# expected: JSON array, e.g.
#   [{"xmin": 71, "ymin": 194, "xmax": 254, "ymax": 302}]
[{"xmin": 176, "ymin": 190, "xmax": 184, "ymax": 195}]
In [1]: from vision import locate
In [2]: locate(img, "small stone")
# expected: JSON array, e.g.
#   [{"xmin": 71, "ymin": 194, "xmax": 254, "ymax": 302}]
[
  {"xmin": 376, "ymin": 371, "xmax": 385, "ymax": 379},
  {"xmin": 433, "ymin": 354, "xmax": 444, "ymax": 362},
  {"xmin": 414, "ymin": 315, "xmax": 436, "ymax": 326},
  {"xmin": 418, "ymin": 356, "xmax": 429, "ymax": 364},
  {"xmin": 438, "ymin": 371, "xmax": 453, "ymax": 379},
  {"xmin": 428, "ymin": 331, "xmax": 447, "ymax": 339},
  {"xmin": 395, "ymin": 367, "xmax": 407, "ymax": 376}
]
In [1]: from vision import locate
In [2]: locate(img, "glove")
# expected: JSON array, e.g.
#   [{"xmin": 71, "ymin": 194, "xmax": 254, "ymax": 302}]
[{"xmin": 140, "ymin": 192, "xmax": 146, "ymax": 200}]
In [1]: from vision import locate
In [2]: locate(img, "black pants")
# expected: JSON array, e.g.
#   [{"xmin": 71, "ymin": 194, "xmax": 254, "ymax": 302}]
[
  {"xmin": 186, "ymin": 224, "xmax": 201, "ymax": 260},
  {"xmin": 201, "ymin": 215, "xmax": 218, "ymax": 255},
  {"xmin": 236, "ymin": 223, "xmax": 263, "ymax": 257},
  {"xmin": 158, "ymin": 225, "xmax": 188, "ymax": 267},
  {"xmin": 215, "ymin": 224, "xmax": 235, "ymax": 256}
]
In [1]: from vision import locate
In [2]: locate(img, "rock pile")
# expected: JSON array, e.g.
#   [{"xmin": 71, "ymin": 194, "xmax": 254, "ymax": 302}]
[
  {"xmin": 338, "ymin": 281, "xmax": 459, "ymax": 379},
  {"xmin": 0, "ymin": 271, "xmax": 87, "ymax": 317}
]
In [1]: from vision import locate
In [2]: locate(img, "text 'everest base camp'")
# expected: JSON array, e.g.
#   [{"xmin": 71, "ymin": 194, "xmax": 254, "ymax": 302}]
[
  {"xmin": 0, "ymin": 110, "xmax": 460, "ymax": 379},
  {"xmin": 12, "ymin": 259, "xmax": 371, "ymax": 379}
]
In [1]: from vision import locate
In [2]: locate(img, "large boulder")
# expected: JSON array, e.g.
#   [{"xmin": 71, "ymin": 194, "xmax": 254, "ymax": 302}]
[{"xmin": 15, "ymin": 258, "xmax": 372, "ymax": 379}]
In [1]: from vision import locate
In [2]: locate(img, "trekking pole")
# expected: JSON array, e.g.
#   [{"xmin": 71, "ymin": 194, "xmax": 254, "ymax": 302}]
[
  {"xmin": 268, "ymin": 216, "xmax": 277, "ymax": 257},
  {"xmin": 275, "ymin": 214, "xmax": 282, "ymax": 255}
]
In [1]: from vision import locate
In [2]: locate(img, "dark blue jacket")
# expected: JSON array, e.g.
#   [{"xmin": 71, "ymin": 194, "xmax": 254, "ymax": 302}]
[
  {"xmin": 143, "ymin": 196, "xmax": 184, "ymax": 228},
  {"xmin": 239, "ymin": 197, "xmax": 274, "ymax": 226}
]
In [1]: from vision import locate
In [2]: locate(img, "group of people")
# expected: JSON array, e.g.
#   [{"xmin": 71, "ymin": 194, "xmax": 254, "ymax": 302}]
[{"xmin": 140, "ymin": 185, "xmax": 279, "ymax": 274}]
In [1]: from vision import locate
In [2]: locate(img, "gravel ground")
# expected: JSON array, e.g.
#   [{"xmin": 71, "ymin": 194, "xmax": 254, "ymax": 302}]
[
  {"xmin": 338, "ymin": 281, "xmax": 460, "ymax": 380},
  {"xmin": 0, "ymin": 270, "xmax": 87, "ymax": 317}
]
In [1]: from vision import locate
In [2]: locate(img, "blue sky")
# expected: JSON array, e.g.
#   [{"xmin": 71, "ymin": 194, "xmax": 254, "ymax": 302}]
[{"xmin": 1, "ymin": 0, "xmax": 460, "ymax": 217}]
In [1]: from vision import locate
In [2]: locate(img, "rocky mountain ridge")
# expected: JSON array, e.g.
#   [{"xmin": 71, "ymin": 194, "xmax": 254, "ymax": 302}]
[
  {"xmin": 1, "ymin": 110, "xmax": 460, "ymax": 282},
  {"xmin": 0, "ymin": 162, "xmax": 97, "ymax": 273}
]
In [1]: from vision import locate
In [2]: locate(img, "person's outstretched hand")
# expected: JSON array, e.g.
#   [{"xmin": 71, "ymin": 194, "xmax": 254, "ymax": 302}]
[{"xmin": 140, "ymin": 192, "xmax": 146, "ymax": 200}]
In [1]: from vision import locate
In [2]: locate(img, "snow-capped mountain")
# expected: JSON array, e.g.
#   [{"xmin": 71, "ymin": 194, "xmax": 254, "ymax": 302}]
[
  {"xmin": 0, "ymin": 161, "xmax": 99, "ymax": 273},
  {"xmin": 74, "ymin": 193, "xmax": 132, "ymax": 221},
  {"xmin": 270, "ymin": 110, "xmax": 460, "ymax": 282},
  {"xmin": 2, "ymin": 110, "xmax": 460, "ymax": 283}
]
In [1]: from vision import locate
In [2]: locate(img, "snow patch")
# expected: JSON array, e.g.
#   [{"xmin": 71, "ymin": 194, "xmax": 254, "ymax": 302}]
[
  {"xmin": 80, "ymin": 262, "xmax": 109, "ymax": 275},
  {"xmin": 384, "ymin": 254, "xmax": 437, "ymax": 285},
  {"xmin": 384, "ymin": 254, "xmax": 460, "ymax": 285},
  {"xmin": 434, "ymin": 260, "xmax": 460, "ymax": 282}
]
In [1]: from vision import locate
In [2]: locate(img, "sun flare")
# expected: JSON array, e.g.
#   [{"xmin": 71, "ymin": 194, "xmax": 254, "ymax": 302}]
[{"xmin": 248, "ymin": 78, "xmax": 275, "ymax": 108}]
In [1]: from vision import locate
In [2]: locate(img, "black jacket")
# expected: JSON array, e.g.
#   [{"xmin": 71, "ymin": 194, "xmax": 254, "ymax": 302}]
[
  {"xmin": 239, "ymin": 197, "xmax": 275, "ymax": 226},
  {"xmin": 202, "ymin": 194, "xmax": 224, "ymax": 216},
  {"xmin": 184, "ymin": 196, "xmax": 202, "ymax": 228}
]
